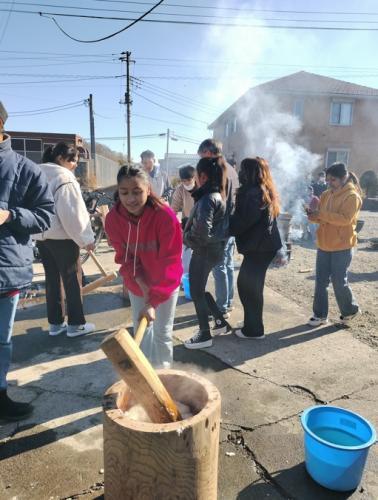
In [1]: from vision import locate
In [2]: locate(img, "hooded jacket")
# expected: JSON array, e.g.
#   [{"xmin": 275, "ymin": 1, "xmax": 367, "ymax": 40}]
[
  {"xmin": 0, "ymin": 134, "xmax": 54, "ymax": 292},
  {"xmin": 230, "ymin": 185, "xmax": 282, "ymax": 254},
  {"xmin": 105, "ymin": 201, "xmax": 183, "ymax": 307},
  {"xmin": 171, "ymin": 182, "xmax": 196, "ymax": 219},
  {"xmin": 183, "ymin": 183, "xmax": 228, "ymax": 250},
  {"xmin": 34, "ymin": 163, "xmax": 94, "ymax": 248},
  {"xmin": 309, "ymin": 181, "xmax": 362, "ymax": 251}
]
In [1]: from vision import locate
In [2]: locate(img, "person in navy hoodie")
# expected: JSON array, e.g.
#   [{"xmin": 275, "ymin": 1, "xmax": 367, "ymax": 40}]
[
  {"xmin": 0, "ymin": 101, "xmax": 54, "ymax": 421},
  {"xmin": 105, "ymin": 164, "xmax": 182, "ymax": 368}
]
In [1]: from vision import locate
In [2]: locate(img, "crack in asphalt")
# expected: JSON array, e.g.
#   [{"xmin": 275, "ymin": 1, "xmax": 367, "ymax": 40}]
[
  {"xmin": 60, "ymin": 481, "xmax": 104, "ymax": 500},
  {"xmin": 226, "ymin": 430, "xmax": 293, "ymax": 499}
]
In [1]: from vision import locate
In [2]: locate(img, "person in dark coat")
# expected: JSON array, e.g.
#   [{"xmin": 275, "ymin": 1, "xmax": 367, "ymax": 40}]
[
  {"xmin": 183, "ymin": 157, "xmax": 231, "ymax": 349},
  {"xmin": 230, "ymin": 157, "xmax": 282, "ymax": 339},
  {"xmin": 0, "ymin": 101, "xmax": 54, "ymax": 421}
]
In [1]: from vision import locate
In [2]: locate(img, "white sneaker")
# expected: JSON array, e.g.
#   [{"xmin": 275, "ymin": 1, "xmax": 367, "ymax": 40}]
[
  {"xmin": 234, "ymin": 329, "xmax": 265, "ymax": 340},
  {"xmin": 49, "ymin": 322, "xmax": 67, "ymax": 336},
  {"xmin": 340, "ymin": 310, "xmax": 361, "ymax": 324},
  {"xmin": 67, "ymin": 322, "xmax": 96, "ymax": 338},
  {"xmin": 308, "ymin": 316, "xmax": 328, "ymax": 327}
]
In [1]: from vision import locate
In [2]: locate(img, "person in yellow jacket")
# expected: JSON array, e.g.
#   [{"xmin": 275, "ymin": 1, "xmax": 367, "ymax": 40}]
[{"xmin": 305, "ymin": 162, "xmax": 362, "ymax": 327}]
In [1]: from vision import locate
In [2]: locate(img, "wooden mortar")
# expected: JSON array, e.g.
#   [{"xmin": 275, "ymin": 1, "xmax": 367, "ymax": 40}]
[{"xmin": 103, "ymin": 369, "xmax": 221, "ymax": 500}]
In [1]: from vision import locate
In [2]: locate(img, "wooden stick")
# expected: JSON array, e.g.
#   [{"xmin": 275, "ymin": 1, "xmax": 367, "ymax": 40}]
[
  {"xmin": 88, "ymin": 250, "xmax": 107, "ymax": 276},
  {"xmin": 81, "ymin": 271, "xmax": 117, "ymax": 294},
  {"xmin": 101, "ymin": 328, "xmax": 182, "ymax": 423},
  {"xmin": 117, "ymin": 317, "xmax": 148, "ymax": 411}
]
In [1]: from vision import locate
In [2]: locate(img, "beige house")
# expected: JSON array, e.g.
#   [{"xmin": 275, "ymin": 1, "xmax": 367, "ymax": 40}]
[{"xmin": 209, "ymin": 71, "xmax": 378, "ymax": 177}]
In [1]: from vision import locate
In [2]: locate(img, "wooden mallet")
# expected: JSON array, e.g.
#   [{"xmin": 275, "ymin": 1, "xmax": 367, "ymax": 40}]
[
  {"xmin": 19, "ymin": 250, "xmax": 117, "ymax": 308},
  {"xmin": 101, "ymin": 320, "xmax": 182, "ymax": 424},
  {"xmin": 81, "ymin": 250, "xmax": 117, "ymax": 294}
]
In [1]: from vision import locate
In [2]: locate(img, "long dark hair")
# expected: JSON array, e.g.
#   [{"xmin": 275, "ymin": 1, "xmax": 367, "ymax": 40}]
[
  {"xmin": 326, "ymin": 162, "xmax": 361, "ymax": 194},
  {"xmin": 42, "ymin": 142, "xmax": 78, "ymax": 164},
  {"xmin": 196, "ymin": 156, "xmax": 227, "ymax": 200},
  {"xmin": 115, "ymin": 164, "xmax": 164, "ymax": 209},
  {"xmin": 239, "ymin": 157, "xmax": 280, "ymax": 218}
]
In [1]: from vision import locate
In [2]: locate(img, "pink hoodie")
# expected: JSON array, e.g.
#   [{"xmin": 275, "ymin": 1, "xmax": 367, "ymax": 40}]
[{"xmin": 105, "ymin": 201, "xmax": 183, "ymax": 307}]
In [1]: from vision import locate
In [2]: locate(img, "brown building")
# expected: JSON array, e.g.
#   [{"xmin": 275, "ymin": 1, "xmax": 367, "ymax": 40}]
[
  {"xmin": 6, "ymin": 130, "xmax": 92, "ymax": 184},
  {"xmin": 209, "ymin": 71, "xmax": 378, "ymax": 177},
  {"xmin": 7, "ymin": 131, "xmax": 89, "ymax": 163}
]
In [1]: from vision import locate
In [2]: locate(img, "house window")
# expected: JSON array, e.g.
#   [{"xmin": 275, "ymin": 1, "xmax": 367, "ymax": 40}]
[
  {"xmin": 326, "ymin": 149, "xmax": 349, "ymax": 168},
  {"xmin": 293, "ymin": 99, "xmax": 304, "ymax": 120},
  {"xmin": 11, "ymin": 137, "xmax": 42, "ymax": 163},
  {"xmin": 225, "ymin": 121, "xmax": 229, "ymax": 137},
  {"xmin": 330, "ymin": 101, "xmax": 353, "ymax": 126},
  {"xmin": 232, "ymin": 117, "xmax": 237, "ymax": 133}
]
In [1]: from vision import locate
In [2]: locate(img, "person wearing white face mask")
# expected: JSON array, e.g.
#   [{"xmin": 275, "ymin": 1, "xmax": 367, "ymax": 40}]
[{"xmin": 171, "ymin": 165, "xmax": 197, "ymax": 274}]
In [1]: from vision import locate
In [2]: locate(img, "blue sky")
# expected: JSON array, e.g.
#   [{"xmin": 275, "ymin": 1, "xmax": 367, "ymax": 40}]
[{"xmin": 2, "ymin": 0, "xmax": 378, "ymax": 161}]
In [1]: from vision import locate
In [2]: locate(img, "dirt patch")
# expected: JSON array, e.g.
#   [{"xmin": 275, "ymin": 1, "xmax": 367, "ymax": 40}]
[{"xmin": 265, "ymin": 210, "xmax": 378, "ymax": 349}]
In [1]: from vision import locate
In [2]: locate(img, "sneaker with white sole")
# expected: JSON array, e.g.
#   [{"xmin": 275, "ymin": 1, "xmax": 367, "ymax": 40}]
[
  {"xmin": 67, "ymin": 322, "xmax": 95, "ymax": 338},
  {"xmin": 308, "ymin": 316, "xmax": 328, "ymax": 327},
  {"xmin": 49, "ymin": 322, "xmax": 67, "ymax": 336},
  {"xmin": 212, "ymin": 318, "xmax": 232, "ymax": 336},
  {"xmin": 340, "ymin": 310, "xmax": 361, "ymax": 324},
  {"xmin": 184, "ymin": 330, "xmax": 212, "ymax": 349},
  {"xmin": 234, "ymin": 329, "xmax": 265, "ymax": 340}
]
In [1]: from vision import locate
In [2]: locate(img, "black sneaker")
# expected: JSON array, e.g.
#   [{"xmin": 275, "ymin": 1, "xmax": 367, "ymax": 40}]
[
  {"xmin": 0, "ymin": 390, "xmax": 33, "ymax": 422},
  {"xmin": 212, "ymin": 318, "xmax": 232, "ymax": 336},
  {"xmin": 184, "ymin": 330, "xmax": 213, "ymax": 349}
]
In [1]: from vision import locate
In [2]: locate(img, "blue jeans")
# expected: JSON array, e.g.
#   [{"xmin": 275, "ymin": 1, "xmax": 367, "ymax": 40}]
[
  {"xmin": 313, "ymin": 249, "xmax": 359, "ymax": 318},
  {"xmin": 182, "ymin": 245, "xmax": 192, "ymax": 275},
  {"xmin": 212, "ymin": 237, "xmax": 235, "ymax": 313},
  {"xmin": 129, "ymin": 288, "xmax": 179, "ymax": 369},
  {"xmin": 0, "ymin": 294, "xmax": 20, "ymax": 390}
]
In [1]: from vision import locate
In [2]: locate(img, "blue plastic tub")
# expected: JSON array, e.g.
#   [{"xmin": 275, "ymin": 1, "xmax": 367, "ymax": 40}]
[
  {"xmin": 182, "ymin": 273, "xmax": 191, "ymax": 300},
  {"xmin": 301, "ymin": 405, "xmax": 376, "ymax": 491}
]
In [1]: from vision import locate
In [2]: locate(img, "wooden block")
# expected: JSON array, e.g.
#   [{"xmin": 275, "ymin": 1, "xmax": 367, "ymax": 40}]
[{"xmin": 101, "ymin": 328, "xmax": 182, "ymax": 423}]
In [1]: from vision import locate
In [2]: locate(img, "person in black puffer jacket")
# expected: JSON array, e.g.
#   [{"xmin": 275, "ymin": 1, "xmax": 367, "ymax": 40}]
[
  {"xmin": 183, "ymin": 157, "xmax": 231, "ymax": 349},
  {"xmin": 230, "ymin": 157, "xmax": 282, "ymax": 339}
]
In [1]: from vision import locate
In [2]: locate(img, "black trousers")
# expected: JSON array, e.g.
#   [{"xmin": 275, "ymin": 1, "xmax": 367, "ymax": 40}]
[
  {"xmin": 189, "ymin": 244, "xmax": 225, "ymax": 332},
  {"xmin": 237, "ymin": 251, "xmax": 276, "ymax": 337},
  {"xmin": 37, "ymin": 239, "xmax": 86, "ymax": 326}
]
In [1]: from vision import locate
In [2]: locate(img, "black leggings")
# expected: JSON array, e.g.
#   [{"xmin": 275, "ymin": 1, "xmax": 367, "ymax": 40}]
[
  {"xmin": 189, "ymin": 245, "xmax": 225, "ymax": 332},
  {"xmin": 37, "ymin": 239, "xmax": 85, "ymax": 326},
  {"xmin": 237, "ymin": 251, "xmax": 276, "ymax": 337}
]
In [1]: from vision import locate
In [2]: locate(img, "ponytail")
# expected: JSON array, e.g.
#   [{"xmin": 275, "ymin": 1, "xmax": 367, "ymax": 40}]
[
  {"xmin": 42, "ymin": 146, "xmax": 54, "ymax": 163},
  {"xmin": 196, "ymin": 156, "xmax": 227, "ymax": 200},
  {"xmin": 42, "ymin": 142, "xmax": 78, "ymax": 164},
  {"xmin": 348, "ymin": 171, "xmax": 362, "ymax": 195}
]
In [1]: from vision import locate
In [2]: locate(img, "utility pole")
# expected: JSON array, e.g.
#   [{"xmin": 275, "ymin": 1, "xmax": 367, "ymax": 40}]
[
  {"xmin": 120, "ymin": 51, "xmax": 132, "ymax": 165},
  {"xmin": 166, "ymin": 128, "xmax": 170, "ymax": 178},
  {"xmin": 88, "ymin": 94, "xmax": 96, "ymax": 172}
]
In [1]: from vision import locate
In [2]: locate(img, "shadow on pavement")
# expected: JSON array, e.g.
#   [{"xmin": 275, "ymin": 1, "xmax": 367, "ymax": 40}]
[{"xmin": 237, "ymin": 462, "xmax": 357, "ymax": 500}]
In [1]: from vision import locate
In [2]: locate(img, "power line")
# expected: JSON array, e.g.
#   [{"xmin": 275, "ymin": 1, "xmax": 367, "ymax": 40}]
[
  {"xmin": 8, "ymin": 2, "xmax": 378, "ymax": 24},
  {"xmin": 9, "ymin": 100, "xmax": 85, "ymax": 114},
  {"xmin": 93, "ymin": 1, "xmax": 378, "ymax": 17},
  {"xmin": 4, "ymin": 9, "xmax": 378, "ymax": 31},
  {"xmin": 132, "ymin": 77, "xmax": 218, "ymax": 111},
  {"xmin": 133, "ymin": 90, "xmax": 208, "ymax": 125},
  {"xmin": 9, "ymin": 103, "xmax": 85, "ymax": 117},
  {"xmin": 0, "ymin": 0, "xmax": 15, "ymax": 44},
  {"xmin": 0, "ymin": 75, "xmax": 122, "ymax": 85},
  {"xmin": 40, "ymin": 0, "xmax": 165, "ymax": 43},
  {"xmin": 133, "ymin": 112, "xmax": 200, "ymax": 130},
  {"xmin": 131, "ymin": 77, "xmax": 217, "ymax": 114}
]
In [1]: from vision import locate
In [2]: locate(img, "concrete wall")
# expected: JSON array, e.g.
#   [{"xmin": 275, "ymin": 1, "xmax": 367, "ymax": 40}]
[
  {"xmin": 212, "ymin": 93, "xmax": 378, "ymax": 177},
  {"xmin": 92, "ymin": 154, "xmax": 120, "ymax": 188}
]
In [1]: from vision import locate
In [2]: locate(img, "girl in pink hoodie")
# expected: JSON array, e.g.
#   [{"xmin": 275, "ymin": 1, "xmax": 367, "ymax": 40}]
[{"xmin": 105, "ymin": 165, "xmax": 183, "ymax": 368}]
